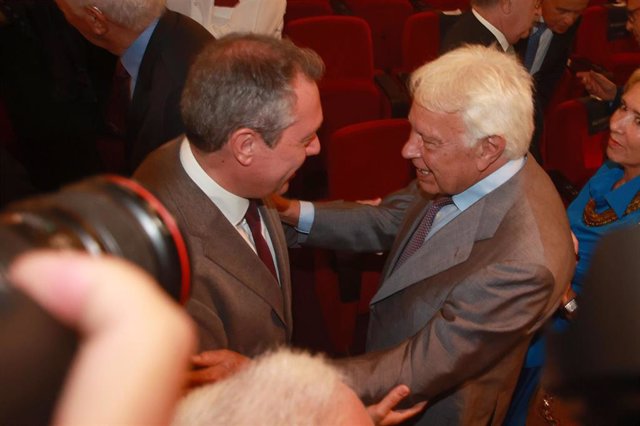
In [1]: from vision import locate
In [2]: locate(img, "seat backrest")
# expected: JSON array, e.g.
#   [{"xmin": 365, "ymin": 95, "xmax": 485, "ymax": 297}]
[
  {"xmin": 342, "ymin": 0, "xmax": 414, "ymax": 71},
  {"xmin": 327, "ymin": 118, "xmax": 413, "ymax": 200},
  {"xmin": 609, "ymin": 52, "xmax": 640, "ymax": 86},
  {"xmin": 543, "ymin": 97, "xmax": 609, "ymax": 189},
  {"xmin": 284, "ymin": 0, "xmax": 333, "ymax": 24},
  {"xmin": 401, "ymin": 11, "xmax": 441, "ymax": 74},
  {"xmin": 420, "ymin": 0, "xmax": 470, "ymax": 11},
  {"xmin": 574, "ymin": 5, "xmax": 640, "ymax": 70},
  {"xmin": 284, "ymin": 15, "xmax": 375, "ymax": 80}
]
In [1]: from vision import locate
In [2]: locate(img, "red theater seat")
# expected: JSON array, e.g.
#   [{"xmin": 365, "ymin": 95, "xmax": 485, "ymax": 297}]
[
  {"xmin": 284, "ymin": 0, "xmax": 333, "ymax": 24},
  {"xmin": 543, "ymin": 97, "xmax": 610, "ymax": 190},
  {"xmin": 574, "ymin": 5, "xmax": 640, "ymax": 74},
  {"xmin": 312, "ymin": 119, "xmax": 414, "ymax": 354},
  {"xmin": 285, "ymin": 16, "xmax": 390, "ymax": 143},
  {"xmin": 285, "ymin": 16, "xmax": 392, "ymax": 198},
  {"xmin": 341, "ymin": 0, "xmax": 414, "ymax": 72}
]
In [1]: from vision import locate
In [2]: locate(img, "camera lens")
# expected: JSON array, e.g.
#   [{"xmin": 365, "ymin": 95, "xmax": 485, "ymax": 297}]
[
  {"xmin": 0, "ymin": 175, "xmax": 191, "ymax": 424},
  {"xmin": 0, "ymin": 175, "xmax": 190, "ymax": 302}
]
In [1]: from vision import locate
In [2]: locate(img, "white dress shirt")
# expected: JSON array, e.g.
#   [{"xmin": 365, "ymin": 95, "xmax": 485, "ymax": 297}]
[
  {"xmin": 472, "ymin": 8, "xmax": 512, "ymax": 53},
  {"xmin": 179, "ymin": 137, "xmax": 281, "ymax": 282},
  {"xmin": 166, "ymin": 0, "xmax": 286, "ymax": 39}
]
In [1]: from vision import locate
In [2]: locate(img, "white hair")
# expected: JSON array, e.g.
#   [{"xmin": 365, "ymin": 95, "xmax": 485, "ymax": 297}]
[
  {"xmin": 172, "ymin": 348, "xmax": 350, "ymax": 426},
  {"xmin": 409, "ymin": 44, "xmax": 534, "ymax": 159},
  {"xmin": 65, "ymin": 0, "xmax": 166, "ymax": 32}
]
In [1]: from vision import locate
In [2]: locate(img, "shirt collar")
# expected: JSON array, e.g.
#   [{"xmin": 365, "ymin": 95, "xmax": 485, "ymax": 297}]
[
  {"xmin": 120, "ymin": 17, "xmax": 160, "ymax": 96},
  {"xmin": 452, "ymin": 156, "xmax": 526, "ymax": 211},
  {"xmin": 472, "ymin": 8, "xmax": 511, "ymax": 52},
  {"xmin": 592, "ymin": 162, "xmax": 640, "ymax": 218},
  {"xmin": 179, "ymin": 136, "xmax": 249, "ymax": 226}
]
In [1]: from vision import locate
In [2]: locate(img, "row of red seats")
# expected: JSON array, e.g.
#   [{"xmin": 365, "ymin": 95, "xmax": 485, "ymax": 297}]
[
  {"xmin": 285, "ymin": 0, "xmax": 470, "ymax": 72},
  {"xmin": 287, "ymin": 3, "xmax": 640, "ymax": 354}
]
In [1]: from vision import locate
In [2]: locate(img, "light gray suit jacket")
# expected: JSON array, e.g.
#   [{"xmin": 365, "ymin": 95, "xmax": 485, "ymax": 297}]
[
  {"xmin": 134, "ymin": 138, "xmax": 293, "ymax": 356},
  {"xmin": 305, "ymin": 157, "xmax": 574, "ymax": 425}
]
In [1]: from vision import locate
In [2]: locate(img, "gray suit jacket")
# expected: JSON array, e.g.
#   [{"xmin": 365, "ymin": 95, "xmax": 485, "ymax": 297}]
[
  {"xmin": 305, "ymin": 157, "xmax": 574, "ymax": 425},
  {"xmin": 133, "ymin": 138, "xmax": 293, "ymax": 356}
]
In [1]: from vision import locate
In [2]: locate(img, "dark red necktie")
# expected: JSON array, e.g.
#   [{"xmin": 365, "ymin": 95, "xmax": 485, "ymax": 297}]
[
  {"xmin": 394, "ymin": 196, "xmax": 453, "ymax": 270},
  {"xmin": 215, "ymin": 0, "xmax": 239, "ymax": 6},
  {"xmin": 105, "ymin": 60, "xmax": 130, "ymax": 138},
  {"xmin": 245, "ymin": 200, "xmax": 278, "ymax": 280}
]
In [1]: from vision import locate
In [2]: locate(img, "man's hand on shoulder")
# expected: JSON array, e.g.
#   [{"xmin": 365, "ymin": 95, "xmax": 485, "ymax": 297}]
[
  {"xmin": 269, "ymin": 193, "xmax": 301, "ymax": 226},
  {"xmin": 367, "ymin": 384, "xmax": 427, "ymax": 426},
  {"xmin": 187, "ymin": 349, "xmax": 250, "ymax": 388}
]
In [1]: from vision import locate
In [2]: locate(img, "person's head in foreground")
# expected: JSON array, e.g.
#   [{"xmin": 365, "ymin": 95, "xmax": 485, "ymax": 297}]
[{"xmin": 172, "ymin": 348, "xmax": 373, "ymax": 426}]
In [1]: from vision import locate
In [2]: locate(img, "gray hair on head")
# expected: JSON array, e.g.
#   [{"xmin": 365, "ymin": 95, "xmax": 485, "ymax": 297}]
[{"xmin": 180, "ymin": 33, "xmax": 324, "ymax": 152}]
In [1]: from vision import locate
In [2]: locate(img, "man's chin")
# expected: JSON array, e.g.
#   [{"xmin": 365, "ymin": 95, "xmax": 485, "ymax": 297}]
[{"xmin": 417, "ymin": 181, "xmax": 439, "ymax": 196}]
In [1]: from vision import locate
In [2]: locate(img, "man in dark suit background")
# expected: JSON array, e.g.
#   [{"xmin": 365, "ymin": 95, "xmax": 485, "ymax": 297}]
[
  {"xmin": 516, "ymin": 0, "xmax": 588, "ymax": 161},
  {"xmin": 441, "ymin": 0, "xmax": 541, "ymax": 54},
  {"xmin": 518, "ymin": 0, "xmax": 588, "ymax": 110},
  {"xmin": 54, "ymin": 0, "xmax": 212, "ymax": 173}
]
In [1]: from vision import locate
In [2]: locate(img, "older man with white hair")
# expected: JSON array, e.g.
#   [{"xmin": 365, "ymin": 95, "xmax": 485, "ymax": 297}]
[{"xmin": 276, "ymin": 45, "xmax": 575, "ymax": 425}]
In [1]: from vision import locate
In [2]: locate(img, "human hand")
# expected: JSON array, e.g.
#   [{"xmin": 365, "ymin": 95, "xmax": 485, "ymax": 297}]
[
  {"xmin": 366, "ymin": 384, "xmax": 427, "ymax": 426},
  {"xmin": 8, "ymin": 250, "xmax": 196, "ymax": 425},
  {"xmin": 576, "ymin": 70, "xmax": 617, "ymax": 101},
  {"xmin": 356, "ymin": 197, "xmax": 382, "ymax": 206},
  {"xmin": 269, "ymin": 193, "xmax": 301, "ymax": 226},
  {"xmin": 188, "ymin": 349, "xmax": 250, "ymax": 388}
]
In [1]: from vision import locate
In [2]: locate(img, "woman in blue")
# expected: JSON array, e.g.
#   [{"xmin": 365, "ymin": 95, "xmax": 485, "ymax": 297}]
[
  {"xmin": 506, "ymin": 69, "xmax": 640, "ymax": 425},
  {"xmin": 568, "ymin": 69, "xmax": 640, "ymax": 295}
]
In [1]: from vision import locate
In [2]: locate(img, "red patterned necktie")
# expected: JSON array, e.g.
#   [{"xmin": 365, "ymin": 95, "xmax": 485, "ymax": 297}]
[
  {"xmin": 394, "ymin": 196, "xmax": 453, "ymax": 270},
  {"xmin": 215, "ymin": 0, "xmax": 239, "ymax": 6},
  {"xmin": 244, "ymin": 200, "xmax": 278, "ymax": 280},
  {"xmin": 105, "ymin": 60, "xmax": 130, "ymax": 138}
]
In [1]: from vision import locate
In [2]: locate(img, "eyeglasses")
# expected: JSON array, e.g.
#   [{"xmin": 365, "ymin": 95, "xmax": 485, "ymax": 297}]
[{"xmin": 628, "ymin": 6, "xmax": 640, "ymax": 23}]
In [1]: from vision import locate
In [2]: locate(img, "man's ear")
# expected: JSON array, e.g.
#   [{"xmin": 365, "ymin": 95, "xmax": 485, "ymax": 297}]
[
  {"xmin": 229, "ymin": 128, "xmax": 261, "ymax": 166},
  {"xmin": 476, "ymin": 135, "xmax": 506, "ymax": 171},
  {"xmin": 84, "ymin": 5, "xmax": 108, "ymax": 35}
]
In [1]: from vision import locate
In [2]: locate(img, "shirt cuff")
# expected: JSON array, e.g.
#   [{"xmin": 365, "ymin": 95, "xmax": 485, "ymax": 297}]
[{"xmin": 296, "ymin": 201, "xmax": 314, "ymax": 234}]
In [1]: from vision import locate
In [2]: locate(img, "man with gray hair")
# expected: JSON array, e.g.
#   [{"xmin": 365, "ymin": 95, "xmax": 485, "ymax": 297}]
[
  {"xmin": 54, "ymin": 0, "xmax": 211, "ymax": 173},
  {"xmin": 133, "ymin": 33, "xmax": 324, "ymax": 383},
  {"xmin": 276, "ymin": 44, "xmax": 575, "ymax": 424},
  {"xmin": 441, "ymin": 0, "xmax": 541, "ymax": 53}
]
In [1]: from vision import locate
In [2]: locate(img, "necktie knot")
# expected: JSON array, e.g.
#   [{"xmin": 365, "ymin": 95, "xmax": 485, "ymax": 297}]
[
  {"xmin": 244, "ymin": 199, "xmax": 261, "ymax": 228},
  {"xmin": 431, "ymin": 195, "xmax": 453, "ymax": 210}
]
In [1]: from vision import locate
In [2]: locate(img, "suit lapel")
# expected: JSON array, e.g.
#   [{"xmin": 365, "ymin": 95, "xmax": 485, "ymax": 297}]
[
  {"xmin": 259, "ymin": 200, "xmax": 293, "ymax": 338},
  {"xmin": 372, "ymin": 165, "xmax": 525, "ymax": 305},
  {"xmin": 161, "ymin": 143, "xmax": 289, "ymax": 325},
  {"xmin": 200, "ymin": 217, "xmax": 288, "ymax": 325}
]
